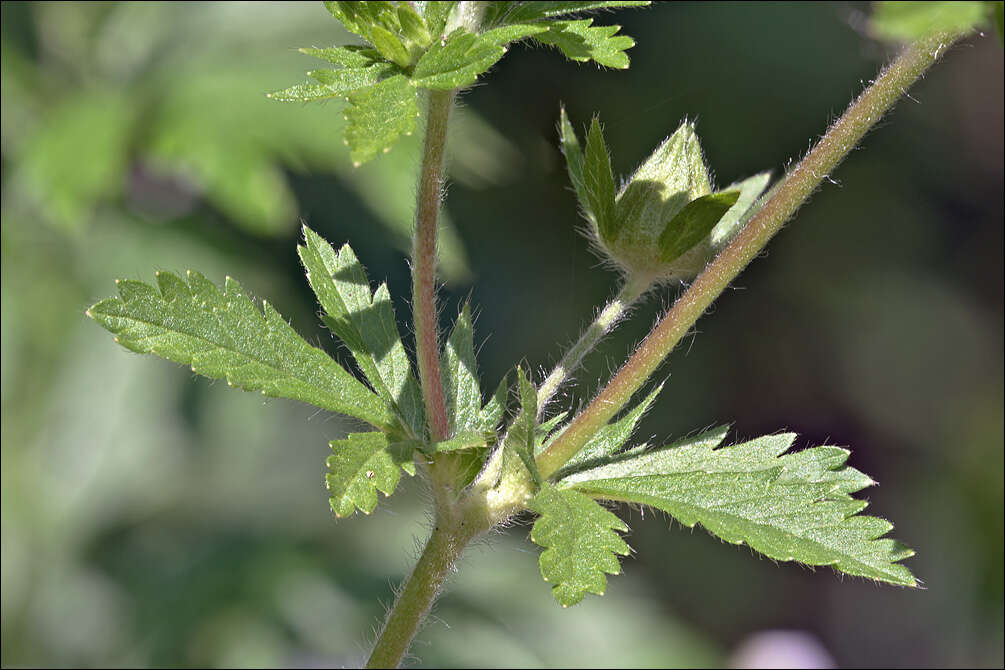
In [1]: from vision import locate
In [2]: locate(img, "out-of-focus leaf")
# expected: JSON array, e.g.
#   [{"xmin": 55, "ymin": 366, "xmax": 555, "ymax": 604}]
[
  {"xmin": 493, "ymin": 1, "xmax": 650, "ymax": 24},
  {"xmin": 870, "ymin": 1, "xmax": 990, "ymax": 41}
]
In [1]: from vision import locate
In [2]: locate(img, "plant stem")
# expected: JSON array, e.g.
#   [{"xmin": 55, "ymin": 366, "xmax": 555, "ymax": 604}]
[
  {"xmin": 365, "ymin": 515, "xmax": 478, "ymax": 669},
  {"xmin": 536, "ymin": 31, "xmax": 964, "ymax": 479},
  {"xmin": 536, "ymin": 273, "xmax": 651, "ymax": 417},
  {"xmin": 413, "ymin": 89, "xmax": 455, "ymax": 442}
]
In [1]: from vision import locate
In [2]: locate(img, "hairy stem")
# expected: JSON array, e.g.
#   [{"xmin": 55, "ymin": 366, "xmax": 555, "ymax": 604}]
[
  {"xmin": 536, "ymin": 31, "xmax": 964, "ymax": 479},
  {"xmin": 413, "ymin": 89, "xmax": 455, "ymax": 442},
  {"xmin": 365, "ymin": 515, "xmax": 478, "ymax": 669},
  {"xmin": 536, "ymin": 273, "xmax": 651, "ymax": 417}
]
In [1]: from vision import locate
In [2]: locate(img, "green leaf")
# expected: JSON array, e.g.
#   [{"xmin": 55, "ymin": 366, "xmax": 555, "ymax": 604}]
[
  {"xmin": 441, "ymin": 301, "xmax": 483, "ymax": 434},
  {"xmin": 493, "ymin": 1, "xmax": 650, "ymax": 24},
  {"xmin": 529, "ymin": 483, "xmax": 631, "ymax": 607},
  {"xmin": 87, "ymin": 271, "xmax": 396, "ymax": 431},
  {"xmin": 299, "ymin": 46, "xmax": 381, "ymax": 68},
  {"xmin": 533, "ymin": 18, "xmax": 636, "ymax": 69},
  {"xmin": 709, "ymin": 171, "xmax": 772, "ymax": 249},
  {"xmin": 567, "ymin": 431, "xmax": 916, "ymax": 587},
  {"xmin": 432, "ymin": 431, "xmax": 487, "ymax": 452},
  {"xmin": 324, "ymin": 1, "xmax": 399, "ymax": 42},
  {"xmin": 344, "ymin": 74, "xmax": 419, "ymax": 165},
  {"xmin": 418, "ymin": 1, "xmax": 457, "ymax": 36},
  {"xmin": 371, "ymin": 24, "xmax": 413, "ymax": 68},
  {"xmin": 583, "ymin": 117, "xmax": 618, "ymax": 243},
  {"xmin": 299, "ymin": 226, "xmax": 423, "ymax": 436},
  {"xmin": 411, "ymin": 25, "xmax": 547, "ymax": 90},
  {"xmin": 397, "ymin": 4, "xmax": 432, "ymax": 48},
  {"xmin": 503, "ymin": 366, "xmax": 541, "ymax": 485},
  {"xmin": 559, "ymin": 105, "xmax": 591, "ymax": 223},
  {"xmin": 658, "ymin": 191, "xmax": 740, "ymax": 263},
  {"xmin": 557, "ymin": 383, "xmax": 663, "ymax": 472},
  {"xmin": 479, "ymin": 371, "xmax": 511, "ymax": 431},
  {"xmin": 326, "ymin": 432, "xmax": 416, "ymax": 518},
  {"xmin": 870, "ymin": 1, "xmax": 990, "ymax": 41},
  {"xmin": 267, "ymin": 63, "xmax": 393, "ymax": 102}
]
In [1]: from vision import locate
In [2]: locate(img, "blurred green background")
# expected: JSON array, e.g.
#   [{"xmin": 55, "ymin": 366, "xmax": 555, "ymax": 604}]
[{"xmin": 1, "ymin": 2, "xmax": 1002, "ymax": 667}]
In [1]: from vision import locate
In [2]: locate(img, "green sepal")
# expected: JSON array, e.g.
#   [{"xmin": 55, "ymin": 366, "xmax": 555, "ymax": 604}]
[
  {"xmin": 87, "ymin": 271, "xmax": 396, "ymax": 431},
  {"xmin": 529, "ymin": 483, "xmax": 631, "ymax": 607},
  {"xmin": 658, "ymin": 191, "xmax": 740, "ymax": 263},
  {"xmin": 559, "ymin": 105, "xmax": 590, "ymax": 223},
  {"xmin": 709, "ymin": 171, "xmax": 772, "ymax": 249},
  {"xmin": 326, "ymin": 432, "xmax": 417, "ymax": 518},
  {"xmin": 344, "ymin": 74, "xmax": 419, "ymax": 165},
  {"xmin": 479, "ymin": 371, "xmax": 511, "ymax": 431},
  {"xmin": 584, "ymin": 116, "xmax": 618, "ymax": 243},
  {"xmin": 507, "ymin": 366, "xmax": 542, "ymax": 485}
]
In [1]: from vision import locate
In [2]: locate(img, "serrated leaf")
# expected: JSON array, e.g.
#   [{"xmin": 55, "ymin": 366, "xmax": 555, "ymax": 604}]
[
  {"xmin": 326, "ymin": 432, "xmax": 416, "ymax": 518},
  {"xmin": 441, "ymin": 301, "xmax": 483, "ymax": 434},
  {"xmin": 658, "ymin": 191, "xmax": 740, "ymax": 263},
  {"xmin": 299, "ymin": 46, "xmax": 381, "ymax": 68},
  {"xmin": 567, "ymin": 431, "xmax": 916, "ymax": 586},
  {"xmin": 709, "ymin": 171, "xmax": 772, "ymax": 249},
  {"xmin": 299, "ymin": 226, "xmax": 423, "ymax": 436},
  {"xmin": 344, "ymin": 74, "xmax": 418, "ymax": 165},
  {"xmin": 267, "ymin": 63, "xmax": 393, "ymax": 102},
  {"xmin": 533, "ymin": 18, "xmax": 636, "ymax": 69},
  {"xmin": 556, "ymin": 383, "xmax": 663, "ymax": 472},
  {"xmin": 411, "ymin": 25, "xmax": 547, "ymax": 90},
  {"xmin": 506, "ymin": 366, "xmax": 542, "ymax": 484},
  {"xmin": 324, "ymin": 1, "xmax": 400, "ymax": 41},
  {"xmin": 494, "ymin": 1, "xmax": 650, "ymax": 24},
  {"xmin": 559, "ymin": 105, "xmax": 591, "ymax": 224},
  {"xmin": 869, "ymin": 1, "xmax": 989, "ymax": 41},
  {"xmin": 87, "ymin": 271, "xmax": 396, "ymax": 431},
  {"xmin": 529, "ymin": 483, "xmax": 631, "ymax": 607},
  {"xmin": 584, "ymin": 117, "xmax": 618, "ymax": 243}
]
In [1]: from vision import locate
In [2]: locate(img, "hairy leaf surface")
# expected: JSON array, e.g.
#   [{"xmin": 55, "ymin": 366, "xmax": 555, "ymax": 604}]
[
  {"xmin": 326, "ymin": 432, "xmax": 417, "ymax": 518},
  {"xmin": 441, "ymin": 301, "xmax": 483, "ymax": 434},
  {"xmin": 299, "ymin": 226, "xmax": 423, "ymax": 436},
  {"xmin": 530, "ymin": 483, "xmax": 631, "ymax": 606},
  {"xmin": 87, "ymin": 271, "xmax": 395, "ymax": 430},
  {"xmin": 533, "ymin": 19, "xmax": 636, "ymax": 69},
  {"xmin": 659, "ymin": 191, "xmax": 740, "ymax": 263},
  {"xmin": 344, "ymin": 74, "xmax": 419, "ymax": 165},
  {"xmin": 486, "ymin": 2, "xmax": 649, "ymax": 26},
  {"xmin": 584, "ymin": 117, "xmax": 618, "ymax": 242},
  {"xmin": 566, "ymin": 431, "xmax": 916, "ymax": 586},
  {"xmin": 411, "ymin": 25, "xmax": 546, "ymax": 90}
]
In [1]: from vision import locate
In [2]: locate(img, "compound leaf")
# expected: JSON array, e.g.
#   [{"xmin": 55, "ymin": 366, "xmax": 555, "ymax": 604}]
[
  {"xmin": 299, "ymin": 226, "xmax": 423, "ymax": 436},
  {"xmin": 411, "ymin": 25, "xmax": 546, "ymax": 90},
  {"xmin": 326, "ymin": 432, "xmax": 417, "ymax": 518},
  {"xmin": 344, "ymin": 73, "xmax": 419, "ymax": 165},
  {"xmin": 87, "ymin": 271, "xmax": 395, "ymax": 431},
  {"xmin": 529, "ymin": 482, "xmax": 631, "ymax": 607},
  {"xmin": 566, "ymin": 431, "xmax": 916, "ymax": 587},
  {"xmin": 533, "ymin": 18, "xmax": 636, "ymax": 69},
  {"xmin": 267, "ymin": 63, "xmax": 394, "ymax": 102}
]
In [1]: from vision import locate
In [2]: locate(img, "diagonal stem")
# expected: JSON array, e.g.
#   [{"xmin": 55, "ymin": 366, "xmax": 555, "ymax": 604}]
[
  {"xmin": 536, "ymin": 30, "xmax": 966, "ymax": 479},
  {"xmin": 536, "ymin": 273, "xmax": 652, "ymax": 418}
]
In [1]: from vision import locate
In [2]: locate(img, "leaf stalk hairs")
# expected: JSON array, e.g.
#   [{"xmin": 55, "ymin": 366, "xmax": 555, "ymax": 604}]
[{"xmin": 86, "ymin": 1, "xmax": 990, "ymax": 667}]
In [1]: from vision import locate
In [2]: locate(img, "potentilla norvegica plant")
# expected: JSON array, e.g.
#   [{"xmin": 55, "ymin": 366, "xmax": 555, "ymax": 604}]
[{"xmin": 86, "ymin": 2, "xmax": 1001, "ymax": 667}]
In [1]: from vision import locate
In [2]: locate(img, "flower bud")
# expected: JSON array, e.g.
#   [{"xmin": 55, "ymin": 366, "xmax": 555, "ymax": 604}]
[{"xmin": 560, "ymin": 108, "xmax": 770, "ymax": 282}]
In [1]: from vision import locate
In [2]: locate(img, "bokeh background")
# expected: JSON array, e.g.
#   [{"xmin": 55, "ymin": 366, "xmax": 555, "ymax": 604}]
[{"xmin": 2, "ymin": 2, "xmax": 1002, "ymax": 667}]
